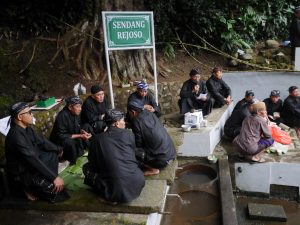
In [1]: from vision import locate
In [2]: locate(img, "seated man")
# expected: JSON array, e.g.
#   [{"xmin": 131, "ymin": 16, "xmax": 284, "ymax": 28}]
[
  {"xmin": 82, "ymin": 109, "xmax": 145, "ymax": 204},
  {"xmin": 263, "ymin": 90, "xmax": 283, "ymax": 125},
  {"xmin": 128, "ymin": 101, "xmax": 176, "ymax": 176},
  {"xmin": 233, "ymin": 102, "xmax": 274, "ymax": 163},
  {"xmin": 206, "ymin": 66, "xmax": 232, "ymax": 108},
  {"xmin": 224, "ymin": 99, "xmax": 256, "ymax": 139},
  {"xmin": 282, "ymin": 86, "xmax": 300, "ymax": 137},
  {"xmin": 50, "ymin": 96, "xmax": 92, "ymax": 165},
  {"xmin": 233, "ymin": 90, "xmax": 255, "ymax": 112},
  {"xmin": 179, "ymin": 68, "xmax": 214, "ymax": 116},
  {"xmin": 81, "ymin": 84, "xmax": 108, "ymax": 134},
  {"xmin": 127, "ymin": 81, "xmax": 161, "ymax": 118},
  {"xmin": 5, "ymin": 102, "xmax": 68, "ymax": 202}
]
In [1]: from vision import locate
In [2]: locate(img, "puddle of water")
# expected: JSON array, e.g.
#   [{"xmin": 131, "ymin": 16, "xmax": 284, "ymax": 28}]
[{"xmin": 236, "ymin": 196, "xmax": 300, "ymax": 225}]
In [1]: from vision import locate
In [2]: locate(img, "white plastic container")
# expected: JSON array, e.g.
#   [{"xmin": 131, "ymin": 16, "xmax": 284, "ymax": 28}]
[{"xmin": 184, "ymin": 110, "xmax": 203, "ymax": 126}]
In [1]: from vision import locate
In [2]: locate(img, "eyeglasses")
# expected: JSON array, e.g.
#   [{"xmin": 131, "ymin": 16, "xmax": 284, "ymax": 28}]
[{"xmin": 19, "ymin": 110, "xmax": 32, "ymax": 116}]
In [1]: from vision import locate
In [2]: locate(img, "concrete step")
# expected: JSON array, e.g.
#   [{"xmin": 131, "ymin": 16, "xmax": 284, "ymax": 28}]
[{"xmin": 248, "ymin": 202, "xmax": 287, "ymax": 222}]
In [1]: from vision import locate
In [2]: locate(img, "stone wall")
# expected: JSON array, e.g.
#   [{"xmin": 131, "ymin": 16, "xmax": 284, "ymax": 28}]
[{"xmin": 0, "ymin": 81, "xmax": 183, "ymax": 158}]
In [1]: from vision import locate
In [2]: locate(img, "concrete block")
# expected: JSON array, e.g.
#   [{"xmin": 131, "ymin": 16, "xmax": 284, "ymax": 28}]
[{"xmin": 248, "ymin": 203, "xmax": 287, "ymax": 222}]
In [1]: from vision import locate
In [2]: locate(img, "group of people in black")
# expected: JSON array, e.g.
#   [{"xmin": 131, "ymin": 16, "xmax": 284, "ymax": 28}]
[{"xmin": 5, "ymin": 83, "xmax": 175, "ymax": 204}]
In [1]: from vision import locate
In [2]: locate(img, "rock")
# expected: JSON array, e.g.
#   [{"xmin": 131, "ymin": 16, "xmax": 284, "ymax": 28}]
[
  {"xmin": 245, "ymin": 48, "xmax": 254, "ymax": 54},
  {"xmin": 240, "ymin": 53, "xmax": 253, "ymax": 60},
  {"xmin": 273, "ymin": 52, "xmax": 290, "ymax": 63},
  {"xmin": 227, "ymin": 59, "xmax": 239, "ymax": 67},
  {"xmin": 265, "ymin": 40, "xmax": 280, "ymax": 49}
]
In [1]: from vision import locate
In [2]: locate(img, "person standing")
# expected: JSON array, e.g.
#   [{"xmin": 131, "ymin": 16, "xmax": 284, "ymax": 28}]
[
  {"xmin": 179, "ymin": 68, "xmax": 214, "ymax": 116},
  {"xmin": 50, "ymin": 96, "xmax": 92, "ymax": 165},
  {"xmin": 83, "ymin": 109, "xmax": 145, "ymax": 204},
  {"xmin": 206, "ymin": 66, "xmax": 232, "ymax": 108},
  {"xmin": 81, "ymin": 84, "xmax": 109, "ymax": 134},
  {"xmin": 290, "ymin": 6, "xmax": 300, "ymax": 61},
  {"xmin": 5, "ymin": 102, "xmax": 68, "ymax": 202}
]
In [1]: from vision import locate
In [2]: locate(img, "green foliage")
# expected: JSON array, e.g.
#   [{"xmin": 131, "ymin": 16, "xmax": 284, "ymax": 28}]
[{"xmin": 146, "ymin": 0, "xmax": 298, "ymax": 52}]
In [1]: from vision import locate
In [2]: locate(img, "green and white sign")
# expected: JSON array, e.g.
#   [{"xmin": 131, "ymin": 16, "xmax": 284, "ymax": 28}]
[
  {"xmin": 103, "ymin": 12, "xmax": 153, "ymax": 49},
  {"xmin": 102, "ymin": 11, "xmax": 157, "ymax": 109}
]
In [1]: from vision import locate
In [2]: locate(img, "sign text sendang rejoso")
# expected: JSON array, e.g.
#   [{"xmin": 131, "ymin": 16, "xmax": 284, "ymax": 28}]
[{"xmin": 105, "ymin": 13, "xmax": 153, "ymax": 48}]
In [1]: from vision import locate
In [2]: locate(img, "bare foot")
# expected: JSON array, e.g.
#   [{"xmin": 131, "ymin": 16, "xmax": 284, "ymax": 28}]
[
  {"xmin": 24, "ymin": 191, "xmax": 38, "ymax": 201},
  {"xmin": 143, "ymin": 167, "xmax": 160, "ymax": 176}
]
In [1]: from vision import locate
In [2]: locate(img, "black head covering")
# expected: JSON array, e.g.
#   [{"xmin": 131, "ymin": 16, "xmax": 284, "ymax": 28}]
[
  {"xmin": 128, "ymin": 101, "xmax": 144, "ymax": 113},
  {"xmin": 189, "ymin": 68, "xmax": 201, "ymax": 77},
  {"xmin": 65, "ymin": 96, "xmax": 82, "ymax": 107},
  {"xmin": 104, "ymin": 109, "xmax": 124, "ymax": 124},
  {"xmin": 91, "ymin": 84, "xmax": 103, "ymax": 94},
  {"xmin": 245, "ymin": 90, "xmax": 255, "ymax": 97},
  {"xmin": 10, "ymin": 102, "xmax": 29, "ymax": 118},
  {"xmin": 289, "ymin": 86, "xmax": 298, "ymax": 93},
  {"xmin": 212, "ymin": 66, "xmax": 223, "ymax": 73},
  {"xmin": 270, "ymin": 90, "xmax": 280, "ymax": 97}
]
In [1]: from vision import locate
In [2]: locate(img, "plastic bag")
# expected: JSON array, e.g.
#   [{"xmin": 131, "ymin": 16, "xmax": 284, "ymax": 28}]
[{"xmin": 269, "ymin": 126, "xmax": 292, "ymax": 145}]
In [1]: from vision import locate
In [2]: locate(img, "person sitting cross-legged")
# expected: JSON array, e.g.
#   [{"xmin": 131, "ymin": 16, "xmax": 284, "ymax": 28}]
[
  {"xmin": 5, "ymin": 102, "xmax": 69, "ymax": 203},
  {"xmin": 233, "ymin": 102, "xmax": 274, "ymax": 163},
  {"xmin": 263, "ymin": 90, "xmax": 283, "ymax": 125},
  {"xmin": 82, "ymin": 109, "xmax": 145, "ymax": 204},
  {"xmin": 127, "ymin": 101, "xmax": 176, "ymax": 176}
]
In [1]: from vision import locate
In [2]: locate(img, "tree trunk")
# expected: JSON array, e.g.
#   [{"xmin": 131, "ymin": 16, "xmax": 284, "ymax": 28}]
[{"xmin": 55, "ymin": 0, "xmax": 154, "ymax": 84}]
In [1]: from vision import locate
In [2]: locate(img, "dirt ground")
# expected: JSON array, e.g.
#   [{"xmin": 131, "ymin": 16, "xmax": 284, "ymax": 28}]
[{"xmin": 45, "ymin": 49, "xmax": 228, "ymax": 98}]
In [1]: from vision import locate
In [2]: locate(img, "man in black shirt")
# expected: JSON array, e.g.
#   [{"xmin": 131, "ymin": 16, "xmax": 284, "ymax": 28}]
[
  {"xmin": 179, "ymin": 68, "xmax": 213, "ymax": 116},
  {"xmin": 83, "ymin": 109, "xmax": 145, "ymax": 204},
  {"xmin": 206, "ymin": 66, "xmax": 232, "ymax": 108},
  {"xmin": 224, "ymin": 100, "xmax": 255, "ymax": 139},
  {"xmin": 50, "ymin": 96, "xmax": 92, "ymax": 165},
  {"xmin": 81, "ymin": 84, "xmax": 109, "ymax": 134},
  {"xmin": 128, "ymin": 101, "xmax": 176, "ymax": 176},
  {"xmin": 233, "ymin": 90, "xmax": 255, "ymax": 112},
  {"xmin": 127, "ymin": 82, "xmax": 161, "ymax": 118},
  {"xmin": 282, "ymin": 86, "xmax": 300, "ymax": 137},
  {"xmin": 263, "ymin": 90, "xmax": 283, "ymax": 124},
  {"xmin": 5, "ymin": 102, "xmax": 68, "ymax": 202}
]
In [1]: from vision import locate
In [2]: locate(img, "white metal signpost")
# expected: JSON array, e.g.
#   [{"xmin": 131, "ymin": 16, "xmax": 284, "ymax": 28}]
[{"xmin": 102, "ymin": 11, "xmax": 158, "ymax": 108}]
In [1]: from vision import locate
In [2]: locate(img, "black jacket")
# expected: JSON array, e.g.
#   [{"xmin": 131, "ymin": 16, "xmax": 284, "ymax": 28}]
[
  {"xmin": 88, "ymin": 127, "xmax": 145, "ymax": 203},
  {"xmin": 180, "ymin": 79, "xmax": 209, "ymax": 99},
  {"xmin": 5, "ymin": 125, "xmax": 59, "ymax": 183},
  {"xmin": 263, "ymin": 98, "xmax": 283, "ymax": 116},
  {"xmin": 50, "ymin": 107, "xmax": 81, "ymax": 145},
  {"xmin": 131, "ymin": 110, "xmax": 176, "ymax": 163},
  {"xmin": 128, "ymin": 91, "xmax": 161, "ymax": 117},
  {"xmin": 282, "ymin": 95, "xmax": 300, "ymax": 127},
  {"xmin": 225, "ymin": 104, "xmax": 251, "ymax": 130},
  {"xmin": 81, "ymin": 96, "xmax": 108, "ymax": 131},
  {"xmin": 206, "ymin": 75, "xmax": 231, "ymax": 105}
]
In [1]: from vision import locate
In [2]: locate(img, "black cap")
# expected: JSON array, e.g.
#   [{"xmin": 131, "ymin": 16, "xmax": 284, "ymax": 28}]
[
  {"xmin": 245, "ymin": 90, "xmax": 254, "ymax": 97},
  {"xmin": 65, "ymin": 96, "xmax": 82, "ymax": 107},
  {"xmin": 104, "ymin": 109, "xmax": 124, "ymax": 124},
  {"xmin": 128, "ymin": 100, "xmax": 144, "ymax": 112},
  {"xmin": 289, "ymin": 86, "xmax": 298, "ymax": 93},
  {"xmin": 270, "ymin": 90, "xmax": 280, "ymax": 97},
  {"xmin": 91, "ymin": 84, "xmax": 103, "ymax": 94},
  {"xmin": 189, "ymin": 68, "xmax": 201, "ymax": 77},
  {"xmin": 9, "ymin": 102, "xmax": 29, "ymax": 118}
]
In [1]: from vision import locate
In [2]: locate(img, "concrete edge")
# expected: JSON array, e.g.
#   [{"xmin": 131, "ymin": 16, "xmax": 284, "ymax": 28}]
[{"xmin": 218, "ymin": 156, "xmax": 238, "ymax": 225}]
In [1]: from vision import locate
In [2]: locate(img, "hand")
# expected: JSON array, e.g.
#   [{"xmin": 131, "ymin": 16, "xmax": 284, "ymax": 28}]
[
  {"xmin": 144, "ymin": 104, "xmax": 155, "ymax": 112},
  {"xmin": 53, "ymin": 177, "xmax": 64, "ymax": 193},
  {"xmin": 193, "ymin": 85, "xmax": 200, "ymax": 93},
  {"xmin": 81, "ymin": 130, "xmax": 92, "ymax": 140}
]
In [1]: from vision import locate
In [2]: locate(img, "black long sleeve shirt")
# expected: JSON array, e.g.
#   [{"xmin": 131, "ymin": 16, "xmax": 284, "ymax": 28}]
[{"xmin": 5, "ymin": 124, "xmax": 59, "ymax": 182}]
